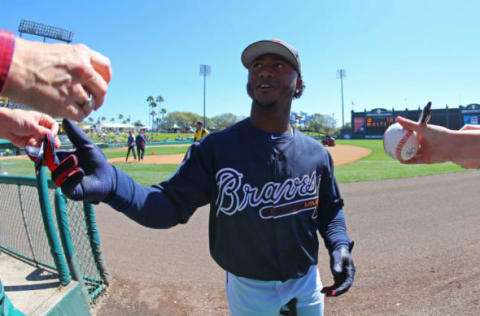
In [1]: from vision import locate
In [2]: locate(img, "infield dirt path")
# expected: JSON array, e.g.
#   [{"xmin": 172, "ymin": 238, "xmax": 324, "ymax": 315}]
[
  {"xmin": 107, "ymin": 144, "xmax": 371, "ymax": 166},
  {"xmin": 94, "ymin": 171, "xmax": 480, "ymax": 316}
]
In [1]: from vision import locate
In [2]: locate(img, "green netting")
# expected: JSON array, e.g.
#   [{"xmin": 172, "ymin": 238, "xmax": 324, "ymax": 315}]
[
  {"xmin": 0, "ymin": 173, "xmax": 109, "ymax": 305},
  {"xmin": 64, "ymin": 199, "xmax": 108, "ymax": 301}
]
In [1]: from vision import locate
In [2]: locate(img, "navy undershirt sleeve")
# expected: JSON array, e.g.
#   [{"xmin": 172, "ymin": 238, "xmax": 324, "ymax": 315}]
[
  {"xmin": 105, "ymin": 167, "xmax": 181, "ymax": 229},
  {"xmin": 317, "ymin": 152, "xmax": 351, "ymax": 251},
  {"xmin": 104, "ymin": 140, "xmax": 213, "ymax": 229}
]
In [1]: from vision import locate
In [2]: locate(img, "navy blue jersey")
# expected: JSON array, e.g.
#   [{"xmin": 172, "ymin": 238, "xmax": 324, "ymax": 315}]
[
  {"xmin": 127, "ymin": 135, "xmax": 135, "ymax": 147},
  {"xmin": 108, "ymin": 118, "xmax": 350, "ymax": 281},
  {"xmin": 135, "ymin": 134, "xmax": 146, "ymax": 147}
]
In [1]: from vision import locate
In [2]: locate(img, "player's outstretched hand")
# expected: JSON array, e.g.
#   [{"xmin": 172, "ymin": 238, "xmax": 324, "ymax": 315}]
[
  {"xmin": 321, "ymin": 241, "xmax": 355, "ymax": 297},
  {"xmin": 53, "ymin": 119, "xmax": 116, "ymax": 202}
]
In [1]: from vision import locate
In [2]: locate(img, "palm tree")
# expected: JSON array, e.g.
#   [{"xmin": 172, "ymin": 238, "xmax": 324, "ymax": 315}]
[
  {"xmin": 150, "ymin": 111, "xmax": 158, "ymax": 131},
  {"xmin": 156, "ymin": 96, "xmax": 164, "ymax": 107},
  {"xmin": 118, "ymin": 114, "xmax": 124, "ymax": 122},
  {"xmin": 160, "ymin": 108, "xmax": 167, "ymax": 121},
  {"xmin": 146, "ymin": 96, "xmax": 156, "ymax": 129},
  {"xmin": 110, "ymin": 118, "xmax": 115, "ymax": 123},
  {"xmin": 88, "ymin": 117, "xmax": 94, "ymax": 123}
]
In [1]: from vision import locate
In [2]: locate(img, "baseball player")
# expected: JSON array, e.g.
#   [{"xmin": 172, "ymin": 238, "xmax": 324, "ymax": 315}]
[
  {"xmin": 40, "ymin": 39, "xmax": 355, "ymax": 315},
  {"xmin": 125, "ymin": 131, "xmax": 136, "ymax": 162},
  {"xmin": 135, "ymin": 130, "xmax": 146, "ymax": 161}
]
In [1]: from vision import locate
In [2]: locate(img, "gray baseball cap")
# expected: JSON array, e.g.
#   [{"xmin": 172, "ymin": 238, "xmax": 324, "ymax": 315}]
[{"xmin": 241, "ymin": 39, "xmax": 301, "ymax": 75}]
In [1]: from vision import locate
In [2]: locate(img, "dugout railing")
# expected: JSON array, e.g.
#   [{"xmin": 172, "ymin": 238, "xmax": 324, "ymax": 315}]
[{"xmin": 0, "ymin": 166, "xmax": 110, "ymax": 306}]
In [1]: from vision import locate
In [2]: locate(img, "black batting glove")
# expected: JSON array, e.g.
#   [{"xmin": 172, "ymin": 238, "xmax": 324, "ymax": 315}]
[
  {"xmin": 54, "ymin": 119, "xmax": 117, "ymax": 203},
  {"xmin": 321, "ymin": 241, "xmax": 355, "ymax": 297}
]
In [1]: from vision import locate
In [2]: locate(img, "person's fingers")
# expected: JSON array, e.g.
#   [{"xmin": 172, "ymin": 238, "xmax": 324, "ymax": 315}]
[
  {"xmin": 89, "ymin": 49, "xmax": 112, "ymax": 84},
  {"xmin": 71, "ymin": 82, "xmax": 90, "ymax": 105},
  {"xmin": 81, "ymin": 70, "xmax": 108, "ymax": 110},
  {"xmin": 62, "ymin": 119, "xmax": 94, "ymax": 148},
  {"xmin": 321, "ymin": 285, "xmax": 337, "ymax": 296},
  {"xmin": 61, "ymin": 169, "xmax": 85, "ymax": 200},
  {"xmin": 36, "ymin": 113, "xmax": 59, "ymax": 136},
  {"xmin": 68, "ymin": 82, "xmax": 93, "ymax": 119},
  {"xmin": 329, "ymin": 277, "xmax": 354, "ymax": 296},
  {"xmin": 396, "ymin": 116, "xmax": 421, "ymax": 132}
]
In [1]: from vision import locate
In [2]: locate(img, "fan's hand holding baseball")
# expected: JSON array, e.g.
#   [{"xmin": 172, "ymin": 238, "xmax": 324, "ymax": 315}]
[
  {"xmin": 321, "ymin": 242, "xmax": 355, "ymax": 297},
  {"xmin": 2, "ymin": 37, "xmax": 112, "ymax": 121},
  {"xmin": 53, "ymin": 119, "xmax": 117, "ymax": 202},
  {"xmin": 396, "ymin": 116, "xmax": 456, "ymax": 164}
]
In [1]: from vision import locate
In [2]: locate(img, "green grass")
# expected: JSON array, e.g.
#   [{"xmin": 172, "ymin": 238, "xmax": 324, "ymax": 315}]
[
  {"xmin": 0, "ymin": 159, "xmax": 36, "ymax": 177},
  {"xmin": 103, "ymin": 146, "xmax": 188, "ymax": 159},
  {"xmin": 0, "ymin": 140, "xmax": 470, "ymax": 185},
  {"xmin": 334, "ymin": 139, "xmax": 468, "ymax": 183},
  {"xmin": 112, "ymin": 163, "xmax": 179, "ymax": 186}
]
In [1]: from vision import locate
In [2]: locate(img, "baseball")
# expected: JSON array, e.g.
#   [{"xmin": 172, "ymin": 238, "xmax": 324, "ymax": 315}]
[{"xmin": 383, "ymin": 122, "xmax": 419, "ymax": 162}]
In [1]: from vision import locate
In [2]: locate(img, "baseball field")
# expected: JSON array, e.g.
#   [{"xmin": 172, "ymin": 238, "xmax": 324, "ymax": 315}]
[{"xmin": 1, "ymin": 140, "xmax": 479, "ymax": 315}]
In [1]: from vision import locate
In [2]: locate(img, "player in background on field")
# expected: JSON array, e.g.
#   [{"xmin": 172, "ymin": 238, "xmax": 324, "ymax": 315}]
[
  {"xmin": 42, "ymin": 39, "xmax": 355, "ymax": 315},
  {"xmin": 193, "ymin": 121, "xmax": 209, "ymax": 142},
  {"xmin": 125, "ymin": 131, "xmax": 137, "ymax": 162},
  {"xmin": 135, "ymin": 130, "xmax": 146, "ymax": 161},
  {"xmin": 397, "ymin": 116, "xmax": 480, "ymax": 169}
]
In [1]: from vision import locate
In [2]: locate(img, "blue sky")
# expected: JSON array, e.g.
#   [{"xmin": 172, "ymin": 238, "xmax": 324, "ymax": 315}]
[{"xmin": 1, "ymin": 0, "xmax": 479, "ymax": 127}]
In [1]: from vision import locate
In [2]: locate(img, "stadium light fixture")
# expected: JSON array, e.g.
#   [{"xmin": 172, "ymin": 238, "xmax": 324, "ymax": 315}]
[{"xmin": 18, "ymin": 19, "xmax": 74, "ymax": 43}]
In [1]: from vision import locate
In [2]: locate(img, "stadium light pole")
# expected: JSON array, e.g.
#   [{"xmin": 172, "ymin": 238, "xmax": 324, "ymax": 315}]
[
  {"xmin": 337, "ymin": 69, "xmax": 346, "ymax": 127},
  {"xmin": 199, "ymin": 65, "xmax": 211, "ymax": 128}
]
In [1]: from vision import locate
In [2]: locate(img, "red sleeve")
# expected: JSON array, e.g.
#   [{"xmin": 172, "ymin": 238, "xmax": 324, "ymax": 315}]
[{"xmin": 0, "ymin": 29, "xmax": 15, "ymax": 94}]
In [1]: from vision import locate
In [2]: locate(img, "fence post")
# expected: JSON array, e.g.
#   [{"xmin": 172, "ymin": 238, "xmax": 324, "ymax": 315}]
[
  {"xmin": 83, "ymin": 201, "xmax": 111, "ymax": 285},
  {"xmin": 35, "ymin": 166, "xmax": 71, "ymax": 286},
  {"xmin": 53, "ymin": 189, "xmax": 90, "ymax": 304}
]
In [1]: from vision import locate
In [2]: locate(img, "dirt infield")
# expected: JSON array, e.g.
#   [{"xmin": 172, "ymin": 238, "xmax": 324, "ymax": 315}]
[
  {"xmin": 94, "ymin": 171, "xmax": 480, "ymax": 316},
  {"xmin": 108, "ymin": 144, "xmax": 371, "ymax": 166}
]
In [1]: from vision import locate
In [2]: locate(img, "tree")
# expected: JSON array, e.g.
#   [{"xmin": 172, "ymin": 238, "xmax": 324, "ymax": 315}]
[
  {"xmin": 304, "ymin": 113, "xmax": 337, "ymax": 134},
  {"xmin": 146, "ymin": 96, "xmax": 156, "ymax": 128},
  {"xmin": 305, "ymin": 113, "xmax": 326, "ymax": 132},
  {"xmin": 322, "ymin": 114, "xmax": 337, "ymax": 134},
  {"xmin": 150, "ymin": 111, "xmax": 158, "ymax": 130},
  {"xmin": 133, "ymin": 120, "xmax": 143, "ymax": 127},
  {"xmin": 210, "ymin": 113, "xmax": 239, "ymax": 130},
  {"xmin": 110, "ymin": 117, "xmax": 115, "ymax": 123},
  {"xmin": 161, "ymin": 111, "xmax": 203, "ymax": 131},
  {"xmin": 160, "ymin": 108, "xmax": 167, "ymax": 122},
  {"xmin": 88, "ymin": 117, "xmax": 94, "ymax": 123},
  {"xmin": 146, "ymin": 95, "xmax": 164, "ymax": 130},
  {"xmin": 118, "ymin": 114, "xmax": 124, "ymax": 122}
]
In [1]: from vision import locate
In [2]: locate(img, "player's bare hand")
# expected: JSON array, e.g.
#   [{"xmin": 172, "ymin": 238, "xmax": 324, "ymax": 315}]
[
  {"xmin": 321, "ymin": 241, "xmax": 355, "ymax": 297},
  {"xmin": 0, "ymin": 108, "xmax": 60, "ymax": 148},
  {"xmin": 2, "ymin": 37, "xmax": 112, "ymax": 122}
]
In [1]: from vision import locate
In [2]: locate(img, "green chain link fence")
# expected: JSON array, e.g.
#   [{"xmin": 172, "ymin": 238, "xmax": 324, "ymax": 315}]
[{"xmin": 0, "ymin": 167, "xmax": 109, "ymax": 305}]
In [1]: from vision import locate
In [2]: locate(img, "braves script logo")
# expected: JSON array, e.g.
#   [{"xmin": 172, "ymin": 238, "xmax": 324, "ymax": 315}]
[{"xmin": 215, "ymin": 168, "xmax": 319, "ymax": 219}]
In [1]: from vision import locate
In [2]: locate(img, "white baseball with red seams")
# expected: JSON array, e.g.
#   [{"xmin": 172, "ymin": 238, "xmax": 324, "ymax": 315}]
[{"xmin": 383, "ymin": 123, "xmax": 419, "ymax": 162}]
